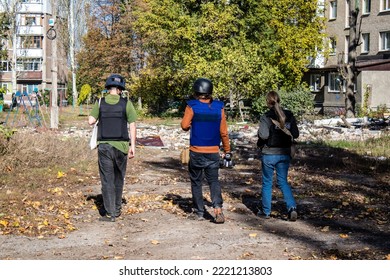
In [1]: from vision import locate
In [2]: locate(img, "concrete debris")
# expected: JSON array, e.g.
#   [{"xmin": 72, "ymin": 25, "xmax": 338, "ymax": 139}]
[{"xmin": 16, "ymin": 116, "xmax": 388, "ymax": 151}]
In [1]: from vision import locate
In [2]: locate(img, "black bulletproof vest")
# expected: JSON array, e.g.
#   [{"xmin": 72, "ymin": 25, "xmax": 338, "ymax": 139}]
[
  {"xmin": 266, "ymin": 109, "xmax": 293, "ymax": 148},
  {"xmin": 97, "ymin": 97, "xmax": 129, "ymax": 141}
]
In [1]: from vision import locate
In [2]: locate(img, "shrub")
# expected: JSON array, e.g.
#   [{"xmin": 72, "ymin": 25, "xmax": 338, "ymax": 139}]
[{"xmin": 252, "ymin": 85, "xmax": 314, "ymax": 119}]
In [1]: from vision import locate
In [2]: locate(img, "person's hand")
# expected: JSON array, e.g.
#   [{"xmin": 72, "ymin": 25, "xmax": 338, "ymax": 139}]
[
  {"xmin": 224, "ymin": 152, "xmax": 232, "ymax": 161},
  {"xmin": 128, "ymin": 148, "xmax": 135, "ymax": 159}
]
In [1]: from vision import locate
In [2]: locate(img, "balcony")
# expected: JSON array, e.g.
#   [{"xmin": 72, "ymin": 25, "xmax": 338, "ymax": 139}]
[
  {"xmin": 19, "ymin": 1, "xmax": 52, "ymax": 14},
  {"xmin": 19, "ymin": 2, "xmax": 44, "ymax": 14},
  {"xmin": 18, "ymin": 71, "xmax": 43, "ymax": 81},
  {"xmin": 18, "ymin": 25, "xmax": 44, "ymax": 36},
  {"xmin": 16, "ymin": 49, "xmax": 43, "ymax": 57}
]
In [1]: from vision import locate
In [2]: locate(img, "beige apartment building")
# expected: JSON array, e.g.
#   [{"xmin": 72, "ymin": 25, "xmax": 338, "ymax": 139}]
[
  {"xmin": 0, "ymin": 0, "xmax": 67, "ymax": 107},
  {"xmin": 304, "ymin": 0, "xmax": 390, "ymax": 115}
]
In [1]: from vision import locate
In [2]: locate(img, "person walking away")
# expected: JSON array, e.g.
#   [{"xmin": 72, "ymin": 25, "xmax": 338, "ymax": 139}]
[
  {"xmin": 88, "ymin": 74, "xmax": 137, "ymax": 222},
  {"xmin": 257, "ymin": 90, "xmax": 299, "ymax": 221},
  {"xmin": 181, "ymin": 78, "xmax": 231, "ymax": 224}
]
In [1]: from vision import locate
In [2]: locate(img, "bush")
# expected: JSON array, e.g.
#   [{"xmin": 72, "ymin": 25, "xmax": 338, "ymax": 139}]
[
  {"xmin": 252, "ymin": 85, "xmax": 314, "ymax": 119},
  {"xmin": 0, "ymin": 125, "xmax": 17, "ymax": 155}
]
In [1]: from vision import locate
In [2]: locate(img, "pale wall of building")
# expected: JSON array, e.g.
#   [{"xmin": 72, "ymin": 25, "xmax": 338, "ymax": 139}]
[{"xmin": 361, "ymin": 71, "xmax": 390, "ymax": 109}]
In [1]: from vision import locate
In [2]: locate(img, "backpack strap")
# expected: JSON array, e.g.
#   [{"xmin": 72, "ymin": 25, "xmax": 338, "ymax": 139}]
[{"xmin": 270, "ymin": 118, "xmax": 293, "ymax": 142}]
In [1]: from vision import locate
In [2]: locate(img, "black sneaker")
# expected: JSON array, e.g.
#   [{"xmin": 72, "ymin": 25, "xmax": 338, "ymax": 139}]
[
  {"xmin": 188, "ymin": 213, "xmax": 205, "ymax": 221},
  {"xmin": 257, "ymin": 210, "xmax": 270, "ymax": 219},
  {"xmin": 288, "ymin": 207, "xmax": 297, "ymax": 221},
  {"xmin": 99, "ymin": 214, "xmax": 115, "ymax": 222}
]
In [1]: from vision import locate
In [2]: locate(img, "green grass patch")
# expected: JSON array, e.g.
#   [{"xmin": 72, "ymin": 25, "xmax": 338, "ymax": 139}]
[{"xmin": 320, "ymin": 134, "xmax": 390, "ymax": 158}]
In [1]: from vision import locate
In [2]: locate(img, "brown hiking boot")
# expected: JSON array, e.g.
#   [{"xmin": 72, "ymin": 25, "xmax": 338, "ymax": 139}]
[{"xmin": 214, "ymin": 208, "xmax": 225, "ymax": 224}]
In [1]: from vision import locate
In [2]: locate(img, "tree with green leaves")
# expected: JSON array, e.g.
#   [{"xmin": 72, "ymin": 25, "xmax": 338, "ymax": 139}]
[
  {"xmin": 0, "ymin": 11, "xmax": 10, "ymax": 63},
  {"xmin": 76, "ymin": 0, "xmax": 142, "ymax": 98},
  {"xmin": 78, "ymin": 84, "xmax": 92, "ymax": 105},
  {"xmin": 132, "ymin": 0, "xmax": 325, "ymax": 103},
  {"xmin": 77, "ymin": 0, "xmax": 324, "ymax": 114}
]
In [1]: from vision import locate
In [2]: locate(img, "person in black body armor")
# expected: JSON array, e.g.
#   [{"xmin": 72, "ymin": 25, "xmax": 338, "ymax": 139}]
[
  {"xmin": 181, "ymin": 78, "xmax": 231, "ymax": 224},
  {"xmin": 88, "ymin": 74, "xmax": 137, "ymax": 222},
  {"xmin": 257, "ymin": 90, "xmax": 299, "ymax": 221}
]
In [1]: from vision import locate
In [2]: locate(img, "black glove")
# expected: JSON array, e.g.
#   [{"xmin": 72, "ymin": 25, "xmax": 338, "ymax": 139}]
[
  {"xmin": 225, "ymin": 152, "xmax": 232, "ymax": 161},
  {"xmin": 223, "ymin": 153, "xmax": 233, "ymax": 168}
]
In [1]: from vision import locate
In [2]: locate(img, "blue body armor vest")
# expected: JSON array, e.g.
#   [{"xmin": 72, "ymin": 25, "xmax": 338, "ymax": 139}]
[{"xmin": 187, "ymin": 99, "xmax": 223, "ymax": 146}]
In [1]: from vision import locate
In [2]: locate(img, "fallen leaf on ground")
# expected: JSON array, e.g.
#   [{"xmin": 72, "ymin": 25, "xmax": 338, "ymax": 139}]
[
  {"xmin": 321, "ymin": 226, "xmax": 330, "ymax": 232},
  {"xmin": 57, "ymin": 171, "xmax": 66, "ymax": 179}
]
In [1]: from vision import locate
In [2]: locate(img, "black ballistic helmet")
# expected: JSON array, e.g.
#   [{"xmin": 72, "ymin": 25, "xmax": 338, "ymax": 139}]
[
  {"xmin": 193, "ymin": 78, "xmax": 213, "ymax": 95},
  {"xmin": 105, "ymin": 74, "xmax": 125, "ymax": 90}
]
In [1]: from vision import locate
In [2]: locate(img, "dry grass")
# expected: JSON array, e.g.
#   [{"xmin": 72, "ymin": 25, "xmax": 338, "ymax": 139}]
[
  {"xmin": 0, "ymin": 110, "xmax": 100, "ymax": 237},
  {"xmin": 1, "ymin": 130, "xmax": 93, "ymax": 171}
]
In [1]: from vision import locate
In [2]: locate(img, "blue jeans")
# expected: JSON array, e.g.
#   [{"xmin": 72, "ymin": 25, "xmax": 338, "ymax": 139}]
[
  {"xmin": 188, "ymin": 151, "xmax": 222, "ymax": 216},
  {"xmin": 261, "ymin": 154, "xmax": 296, "ymax": 215},
  {"xmin": 98, "ymin": 144, "xmax": 128, "ymax": 217}
]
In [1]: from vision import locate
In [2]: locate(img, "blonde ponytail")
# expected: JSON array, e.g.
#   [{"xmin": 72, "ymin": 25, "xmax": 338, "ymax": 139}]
[{"xmin": 266, "ymin": 91, "xmax": 286, "ymax": 128}]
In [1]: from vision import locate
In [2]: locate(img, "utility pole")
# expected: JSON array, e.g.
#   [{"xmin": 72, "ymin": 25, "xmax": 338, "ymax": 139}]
[
  {"xmin": 11, "ymin": 1, "xmax": 19, "ymax": 96},
  {"xmin": 50, "ymin": 0, "xmax": 58, "ymax": 129},
  {"xmin": 69, "ymin": 0, "xmax": 77, "ymax": 107}
]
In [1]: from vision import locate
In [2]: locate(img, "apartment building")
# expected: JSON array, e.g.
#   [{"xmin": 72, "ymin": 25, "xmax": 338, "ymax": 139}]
[
  {"xmin": 0, "ymin": 0, "xmax": 67, "ymax": 107},
  {"xmin": 303, "ymin": 0, "xmax": 390, "ymax": 114}
]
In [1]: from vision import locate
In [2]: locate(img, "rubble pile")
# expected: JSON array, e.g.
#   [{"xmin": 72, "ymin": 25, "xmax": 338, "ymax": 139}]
[{"xmin": 52, "ymin": 115, "xmax": 389, "ymax": 152}]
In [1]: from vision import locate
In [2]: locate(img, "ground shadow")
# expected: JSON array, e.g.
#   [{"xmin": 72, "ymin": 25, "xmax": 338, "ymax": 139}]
[
  {"xmin": 139, "ymin": 140, "xmax": 390, "ymax": 259},
  {"xmin": 163, "ymin": 193, "xmax": 214, "ymax": 221},
  {"xmin": 85, "ymin": 194, "xmax": 128, "ymax": 217}
]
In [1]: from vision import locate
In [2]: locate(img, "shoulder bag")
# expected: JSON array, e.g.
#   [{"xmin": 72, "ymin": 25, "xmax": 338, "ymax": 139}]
[{"xmin": 90, "ymin": 98, "xmax": 101, "ymax": 150}]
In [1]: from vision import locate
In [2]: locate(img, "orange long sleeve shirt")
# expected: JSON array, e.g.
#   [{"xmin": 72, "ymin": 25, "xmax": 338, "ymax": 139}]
[{"xmin": 181, "ymin": 99, "xmax": 231, "ymax": 154}]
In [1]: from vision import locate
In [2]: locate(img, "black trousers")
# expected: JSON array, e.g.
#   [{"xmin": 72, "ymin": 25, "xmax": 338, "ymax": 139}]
[
  {"xmin": 98, "ymin": 144, "xmax": 127, "ymax": 216},
  {"xmin": 188, "ymin": 151, "xmax": 223, "ymax": 216}
]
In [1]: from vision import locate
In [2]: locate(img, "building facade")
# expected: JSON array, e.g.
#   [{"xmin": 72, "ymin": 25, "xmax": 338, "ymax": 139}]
[
  {"xmin": 0, "ymin": 0, "xmax": 68, "ymax": 106},
  {"xmin": 303, "ymin": 0, "xmax": 390, "ymax": 115}
]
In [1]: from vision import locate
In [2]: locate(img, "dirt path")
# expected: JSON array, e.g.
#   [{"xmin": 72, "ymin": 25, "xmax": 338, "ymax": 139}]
[{"xmin": 1, "ymin": 144, "xmax": 389, "ymax": 260}]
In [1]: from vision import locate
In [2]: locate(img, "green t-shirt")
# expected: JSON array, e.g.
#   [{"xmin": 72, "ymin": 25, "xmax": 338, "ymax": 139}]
[{"xmin": 90, "ymin": 94, "xmax": 137, "ymax": 154}]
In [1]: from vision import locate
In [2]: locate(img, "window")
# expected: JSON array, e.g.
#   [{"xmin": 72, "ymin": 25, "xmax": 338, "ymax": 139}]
[
  {"xmin": 16, "ymin": 58, "xmax": 42, "ymax": 71},
  {"xmin": 1, "ymin": 83, "xmax": 10, "ymax": 94},
  {"xmin": 362, "ymin": 33, "xmax": 370, "ymax": 53},
  {"xmin": 329, "ymin": 73, "xmax": 342, "ymax": 92},
  {"xmin": 0, "ymin": 61, "xmax": 12, "ymax": 72},
  {"xmin": 381, "ymin": 0, "xmax": 390, "ymax": 11},
  {"xmin": 363, "ymin": 0, "xmax": 371, "ymax": 14},
  {"xmin": 317, "ymin": 0, "xmax": 325, "ymax": 17},
  {"xmin": 1, "ymin": 38, "xmax": 11, "ymax": 50},
  {"xmin": 330, "ymin": 37, "xmax": 337, "ymax": 55},
  {"xmin": 22, "ymin": 0, "xmax": 42, "ymax": 3},
  {"xmin": 380, "ymin": 31, "xmax": 390, "ymax": 51},
  {"xmin": 330, "ymin": 1, "xmax": 337, "ymax": 19},
  {"xmin": 310, "ymin": 74, "xmax": 321, "ymax": 92},
  {"xmin": 25, "ymin": 16, "xmax": 37, "ymax": 25},
  {"xmin": 21, "ymin": 84, "xmax": 39, "ymax": 95},
  {"xmin": 20, "ymin": 36, "xmax": 42, "ymax": 49}
]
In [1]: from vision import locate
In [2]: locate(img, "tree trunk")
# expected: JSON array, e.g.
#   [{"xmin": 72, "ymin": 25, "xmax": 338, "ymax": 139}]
[{"xmin": 344, "ymin": 1, "xmax": 359, "ymax": 118}]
